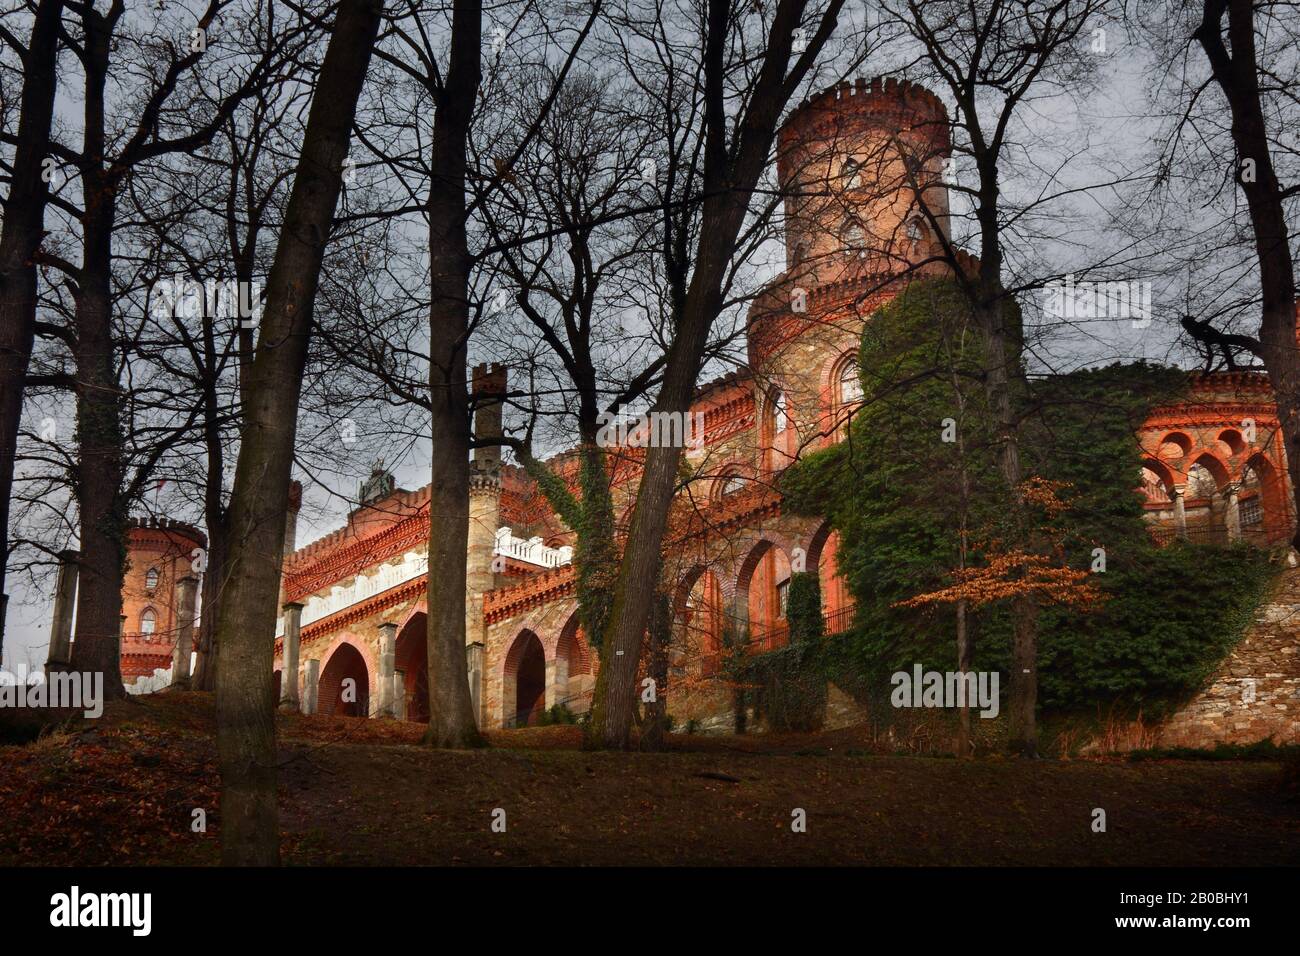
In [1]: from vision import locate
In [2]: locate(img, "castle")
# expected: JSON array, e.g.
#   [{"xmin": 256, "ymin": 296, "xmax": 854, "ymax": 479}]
[{"xmin": 94, "ymin": 77, "xmax": 1295, "ymax": 731}]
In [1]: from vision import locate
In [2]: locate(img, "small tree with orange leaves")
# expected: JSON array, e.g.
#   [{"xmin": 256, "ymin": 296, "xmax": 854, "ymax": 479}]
[{"xmin": 894, "ymin": 477, "xmax": 1105, "ymax": 756}]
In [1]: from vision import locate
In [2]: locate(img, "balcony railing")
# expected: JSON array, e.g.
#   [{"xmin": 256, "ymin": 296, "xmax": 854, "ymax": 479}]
[{"xmin": 1145, "ymin": 523, "xmax": 1293, "ymax": 548}]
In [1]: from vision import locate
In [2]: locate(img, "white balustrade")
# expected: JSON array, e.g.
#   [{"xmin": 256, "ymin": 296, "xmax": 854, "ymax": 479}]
[{"xmin": 275, "ymin": 526, "xmax": 571, "ymax": 636}]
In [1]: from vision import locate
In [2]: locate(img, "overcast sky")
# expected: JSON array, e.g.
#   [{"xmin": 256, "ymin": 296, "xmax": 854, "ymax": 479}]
[{"xmin": 0, "ymin": 9, "xmax": 1213, "ymax": 673}]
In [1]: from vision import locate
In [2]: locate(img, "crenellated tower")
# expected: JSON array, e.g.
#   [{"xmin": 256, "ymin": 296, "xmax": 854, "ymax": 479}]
[
  {"xmin": 776, "ymin": 75, "xmax": 953, "ymax": 287},
  {"xmin": 120, "ymin": 517, "xmax": 207, "ymax": 682},
  {"xmin": 749, "ymin": 77, "xmax": 957, "ymax": 474}
]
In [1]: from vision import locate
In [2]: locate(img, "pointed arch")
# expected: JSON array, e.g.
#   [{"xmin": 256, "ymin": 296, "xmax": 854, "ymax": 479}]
[{"xmin": 502, "ymin": 629, "xmax": 547, "ymax": 727}]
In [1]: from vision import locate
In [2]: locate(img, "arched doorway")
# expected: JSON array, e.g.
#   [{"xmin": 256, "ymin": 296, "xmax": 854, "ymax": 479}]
[
  {"xmin": 736, "ymin": 539, "xmax": 792, "ymax": 651},
  {"xmin": 1185, "ymin": 455, "xmax": 1230, "ymax": 543},
  {"xmin": 676, "ymin": 569, "xmax": 725, "ymax": 674},
  {"xmin": 503, "ymin": 630, "xmax": 546, "ymax": 727},
  {"xmin": 555, "ymin": 614, "xmax": 594, "ymax": 714},
  {"xmin": 395, "ymin": 613, "xmax": 429, "ymax": 722},
  {"xmin": 809, "ymin": 522, "xmax": 850, "ymax": 633},
  {"xmin": 319, "ymin": 642, "xmax": 370, "ymax": 717},
  {"xmin": 1241, "ymin": 454, "xmax": 1289, "ymax": 544}
]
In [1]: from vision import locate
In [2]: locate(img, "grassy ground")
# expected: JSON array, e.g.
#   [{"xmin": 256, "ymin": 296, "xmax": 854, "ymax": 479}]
[{"xmin": 2, "ymin": 692, "xmax": 1296, "ymax": 866}]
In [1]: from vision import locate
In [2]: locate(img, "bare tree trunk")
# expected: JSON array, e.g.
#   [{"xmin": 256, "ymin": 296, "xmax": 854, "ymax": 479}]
[
  {"xmin": 192, "ymin": 520, "xmax": 226, "ymax": 691},
  {"xmin": 955, "ymin": 598, "xmax": 971, "ymax": 757},
  {"xmin": 1196, "ymin": 0, "xmax": 1300, "ymax": 547},
  {"xmin": 213, "ymin": 0, "xmax": 382, "ymax": 865},
  {"xmin": 421, "ymin": 0, "xmax": 486, "ymax": 750},
  {"xmin": 639, "ymin": 591, "xmax": 670, "ymax": 751},
  {"xmin": 0, "ymin": 0, "xmax": 63, "ymax": 663},
  {"xmin": 588, "ymin": 0, "xmax": 841, "ymax": 749},
  {"xmin": 67, "ymin": 12, "xmax": 126, "ymax": 700},
  {"xmin": 966, "ymin": 125, "xmax": 1037, "ymax": 752},
  {"xmin": 975, "ymin": 286, "xmax": 1037, "ymax": 757}
]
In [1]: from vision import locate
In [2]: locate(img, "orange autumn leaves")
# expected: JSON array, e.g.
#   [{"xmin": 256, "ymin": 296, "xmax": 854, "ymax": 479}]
[{"xmin": 894, "ymin": 478, "xmax": 1104, "ymax": 613}]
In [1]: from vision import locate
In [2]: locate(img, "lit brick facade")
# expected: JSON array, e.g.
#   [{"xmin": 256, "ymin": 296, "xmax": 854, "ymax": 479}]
[
  {"xmin": 113, "ymin": 76, "xmax": 1299, "ymax": 742},
  {"xmin": 119, "ymin": 518, "xmax": 206, "ymax": 681}
]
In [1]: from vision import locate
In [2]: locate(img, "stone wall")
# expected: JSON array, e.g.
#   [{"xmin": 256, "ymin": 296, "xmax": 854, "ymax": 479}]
[{"xmin": 1156, "ymin": 561, "xmax": 1300, "ymax": 748}]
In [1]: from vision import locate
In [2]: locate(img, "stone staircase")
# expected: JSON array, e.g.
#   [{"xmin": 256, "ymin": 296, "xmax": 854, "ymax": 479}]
[{"xmin": 1156, "ymin": 560, "xmax": 1300, "ymax": 748}]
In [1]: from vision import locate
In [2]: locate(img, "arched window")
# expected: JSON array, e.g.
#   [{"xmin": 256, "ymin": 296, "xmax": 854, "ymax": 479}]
[
  {"xmin": 145, "ymin": 567, "xmax": 159, "ymax": 591},
  {"xmin": 905, "ymin": 216, "xmax": 925, "ymax": 245},
  {"xmin": 140, "ymin": 608, "xmax": 157, "ymax": 635},
  {"xmin": 770, "ymin": 390, "xmax": 789, "ymax": 435},
  {"xmin": 841, "ymin": 156, "xmax": 863, "ymax": 189},
  {"xmin": 841, "ymin": 219, "xmax": 865, "ymax": 258},
  {"xmin": 715, "ymin": 470, "xmax": 747, "ymax": 499},
  {"xmin": 838, "ymin": 358, "xmax": 863, "ymax": 406}
]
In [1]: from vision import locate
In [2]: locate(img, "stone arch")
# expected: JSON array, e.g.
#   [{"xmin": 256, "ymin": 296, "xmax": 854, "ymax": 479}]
[
  {"xmin": 502, "ymin": 629, "xmax": 547, "ymax": 727},
  {"xmin": 395, "ymin": 611, "xmax": 429, "ymax": 723},
  {"xmin": 1184, "ymin": 452, "xmax": 1232, "ymax": 543},
  {"xmin": 554, "ymin": 612, "xmax": 594, "ymax": 713},
  {"xmin": 805, "ymin": 519, "xmax": 835, "ymax": 570},
  {"xmin": 1157, "ymin": 431, "xmax": 1193, "ymax": 461},
  {"xmin": 319, "ymin": 640, "xmax": 371, "ymax": 718},
  {"xmin": 804, "ymin": 519, "xmax": 851, "ymax": 628},
  {"xmin": 1140, "ymin": 457, "xmax": 1176, "ymax": 500},
  {"xmin": 1240, "ymin": 452, "xmax": 1289, "ymax": 543},
  {"xmin": 397, "ymin": 601, "xmax": 427, "ymax": 631},
  {"xmin": 1217, "ymin": 427, "xmax": 1246, "ymax": 457},
  {"xmin": 1188, "ymin": 450, "xmax": 1230, "ymax": 490},
  {"xmin": 735, "ymin": 538, "xmax": 794, "ymax": 650},
  {"xmin": 673, "ymin": 566, "xmax": 728, "ymax": 675}
]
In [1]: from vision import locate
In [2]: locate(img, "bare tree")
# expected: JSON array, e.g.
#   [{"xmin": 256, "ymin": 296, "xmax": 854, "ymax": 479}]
[
  {"xmin": 589, "ymin": 0, "xmax": 844, "ymax": 749},
  {"xmin": 0, "ymin": 0, "xmax": 64, "ymax": 663},
  {"xmin": 1182, "ymin": 1, "xmax": 1300, "ymax": 545},
  {"xmin": 213, "ymin": 0, "xmax": 382, "ymax": 865},
  {"xmin": 31, "ymin": 0, "xmax": 303, "ymax": 698}
]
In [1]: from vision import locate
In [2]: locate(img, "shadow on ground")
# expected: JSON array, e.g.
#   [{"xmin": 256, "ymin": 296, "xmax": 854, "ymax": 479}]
[{"xmin": 2, "ymin": 693, "xmax": 1296, "ymax": 865}]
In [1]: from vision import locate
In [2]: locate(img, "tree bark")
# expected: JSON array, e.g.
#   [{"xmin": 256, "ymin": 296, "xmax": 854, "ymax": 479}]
[
  {"xmin": 213, "ymin": 0, "xmax": 381, "ymax": 865},
  {"xmin": 639, "ymin": 590, "xmax": 670, "ymax": 751},
  {"xmin": 955, "ymin": 602, "xmax": 971, "ymax": 757},
  {"xmin": 0, "ymin": 0, "xmax": 63, "ymax": 663},
  {"xmin": 421, "ymin": 0, "xmax": 487, "ymax": 750},
  {"xmin": 971, "ymin": 144, "xmax": 1037, "ymax": 756},
  {"xmin": 1195, "ymin": 0, "xmax": 1300, "ymax": 547},
  {"xmin": 66, "ymin": 8, "xmax": 126, "ymax": 700}
]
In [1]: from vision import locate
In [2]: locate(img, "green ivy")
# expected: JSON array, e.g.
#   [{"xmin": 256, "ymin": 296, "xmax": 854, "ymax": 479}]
[
  {"xmin": 735, "ymin": 572, "xmax": 828, "ymax": 732},
  {"xmin": 780, "ymin": 280, "xmax": 1283, "ymax": 719}
]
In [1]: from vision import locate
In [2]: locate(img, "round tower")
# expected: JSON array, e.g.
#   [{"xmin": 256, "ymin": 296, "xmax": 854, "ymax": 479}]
[
  {"xmin": 120, "ymin": 517, "xmax": 207, "ymax": 682},
  {"xmin": 749, "ymin": 78, "xmax": 955, "ymax": 474},
  {"xmin": 776, "ymin": 76, "xmax": 952, "ymax": 287}
]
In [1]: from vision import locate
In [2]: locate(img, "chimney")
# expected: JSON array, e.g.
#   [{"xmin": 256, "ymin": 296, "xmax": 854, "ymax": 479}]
[
  {"xmin": 471, "ymin": 363, "xmax": 507, "ymax": 473},
  {"xmin": 279, "ymin": 480, "xmax": 303, "ymax": 606}
]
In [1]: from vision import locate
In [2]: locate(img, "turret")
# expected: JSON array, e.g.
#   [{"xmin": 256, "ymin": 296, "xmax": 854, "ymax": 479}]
[
  {"xmin": 777, "ymin": 76, "xmax": 953, "ymax": 287},
  {"xmin": 120, "ymin": 517, "xmax": 207, "ymax": 682}
]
